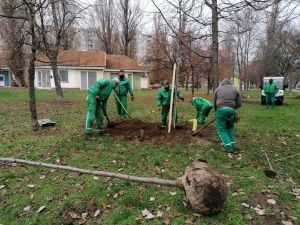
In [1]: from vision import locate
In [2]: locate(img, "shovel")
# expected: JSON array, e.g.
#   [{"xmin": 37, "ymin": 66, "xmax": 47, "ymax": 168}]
[
  {"xmin": 113, "ymin": 90, "xmax": 132, "ymax": 119},
  {"xmin": 98, "ymin": 101, "xmax": 116, "ymax": 128},
  {"xmin": 192, "ymin": 118, "xmax": 216, "ymax": 136},
  {"xmin": 264, "ymin": 151, "xmax": 277, "ymax": 178}
]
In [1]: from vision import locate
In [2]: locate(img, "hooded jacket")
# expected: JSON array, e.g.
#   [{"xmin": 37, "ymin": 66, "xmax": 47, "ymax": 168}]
[{"xmin": 213, "ymin": 78, "xmax": 242, "ymax": 110}]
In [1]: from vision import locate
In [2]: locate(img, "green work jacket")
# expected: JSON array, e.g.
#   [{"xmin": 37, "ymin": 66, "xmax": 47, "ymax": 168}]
[
  {"xmin": 114, "ymin": 77, "xmax": 134, "ymax": 96},
  {"xmin": 88, "ymin": 78, "xmax": 116, "ymax": 109},
  {"xmin": 264, "ymin": 83, "xmax": 279, "ymax": 94},
  {"xmin": 192, "ymin": 97, "xmax": 213, "ymax": 111},
  {"xmin": 156, "ymin": 87, "xmax": 184, "ymax": 106}
]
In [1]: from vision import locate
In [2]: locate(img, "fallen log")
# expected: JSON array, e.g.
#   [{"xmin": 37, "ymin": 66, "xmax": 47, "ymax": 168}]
[{"xmin": 0, "ymin": 157, "xmax": 227, "ymax": 215}]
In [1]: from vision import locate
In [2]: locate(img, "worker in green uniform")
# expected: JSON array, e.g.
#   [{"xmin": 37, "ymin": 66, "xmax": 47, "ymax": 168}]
[
  {"xmin": 192, "ymin": 97, "xmax": 213, "ymax": 125},
  {"xmin": 84, "ymin": 77, "xmax": 119, "ymax": 140},
  {"xmin": 156, "ymin": 80, "xmax": 184, "ymax": 129},
  {"xmin": 114, "ymin": 70, "xmax": 134, "ymax": 118},
  {"xmin": 264, "ymin": 78, "xmax": 279, "ymax": 109},
  {"xmin": 214, "ymin": 78, "xmax": 241, "ymax": 153}
]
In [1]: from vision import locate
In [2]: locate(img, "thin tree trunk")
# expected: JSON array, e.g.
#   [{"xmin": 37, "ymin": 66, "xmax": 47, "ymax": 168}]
[
  {"xmin": 211, "ymin": 0, "xmax": 219, "ymax": 91},
  {"xmin": 28, "ymin": 9, "xmax": 39, "ymax": 132},
  {"xmin": 0, "ymin": 158, "xmax": 183, "ymax": 189},
  {"xmin": 191, "ymin": 65, "xmax": 194, "ymax": 97},
  {"xmin": 50, "ymin": 55, "xmax": 64, "ymax": 101}
]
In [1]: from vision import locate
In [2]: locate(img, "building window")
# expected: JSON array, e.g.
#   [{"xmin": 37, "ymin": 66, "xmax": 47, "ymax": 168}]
[
  {"xmin": 59, "ymin": 70, "xmax": 69, "ymax": 83},
  {"xmin": 110, "ymin": 73, "xmax": 119, "ymax": 79}
]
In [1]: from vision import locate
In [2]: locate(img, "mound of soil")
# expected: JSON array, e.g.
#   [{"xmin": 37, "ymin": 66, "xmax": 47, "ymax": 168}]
[{"xmin": 106, "ymin": 119, "xmax": 213, "ymax": 147}]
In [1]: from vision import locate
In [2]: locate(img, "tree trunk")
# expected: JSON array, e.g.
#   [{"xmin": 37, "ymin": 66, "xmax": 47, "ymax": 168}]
[
  {"xmin": 50, "ymin": 54, "xmax": 64, "ymax": 101},
  {"xmin": 0, "ymin": 158, "xmax": 183, "ymax": 189},
  {"xmin": 211, "ymin": 0, "xmax": 219, "ymax": 91},
  {"xmin": 28, "ymin": 10, "xmax": 39, "ymax": 132},
  {"xmin": 191, "ymin": 65, "xmax": 194, "ymax": 97},
  {"xmin": 13, "ymin": 70, "xmax": 27, "ymax": 87},
  {"xmin": 288, "ymin": 68, "xmax": 292, "ymax": 92}
]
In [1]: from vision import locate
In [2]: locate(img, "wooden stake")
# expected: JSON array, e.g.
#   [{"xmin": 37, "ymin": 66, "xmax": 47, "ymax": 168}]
[
  {"xmin": 0, "ymin": 158, "xmax": 183, "ymax": 188},
  {"xmin": 168, "ymin": 63, "xmax": 177, "ymax": 133}
]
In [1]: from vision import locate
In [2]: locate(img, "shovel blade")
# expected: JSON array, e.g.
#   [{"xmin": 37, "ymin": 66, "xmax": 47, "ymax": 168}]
[{"xmin": 264, "ymin": 169, "xmax": 277, "ymax": 178}]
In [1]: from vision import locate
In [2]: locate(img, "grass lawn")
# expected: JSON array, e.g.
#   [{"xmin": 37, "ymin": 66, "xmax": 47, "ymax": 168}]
[{"xmin": 0, "ymin": 88, "xmax": 299, "ymax": 225}]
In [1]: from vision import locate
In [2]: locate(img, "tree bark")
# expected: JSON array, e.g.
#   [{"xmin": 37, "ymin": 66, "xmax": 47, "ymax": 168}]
[
  {"xmin": 0, "ymin": 157, "xmax": 183, "ymax": 189},
  {"xmin": 211, "ymin": 0, "xmax": 219, "ymax": 91},
  {"xmin": 50, "ymin": 54, "xmax": 64, "ymax": 101},
  {"xmin": 28, "ymin": 7, "xmax": 39, "ymax": 132}
]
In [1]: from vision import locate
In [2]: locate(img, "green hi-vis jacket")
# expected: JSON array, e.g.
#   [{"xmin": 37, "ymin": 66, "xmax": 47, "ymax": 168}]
[
  {"xmin": 264, "ymin": 83, "xmax": 279, "ymax": 94},
  {"xmin": 114, "ymin": 77, "xmax": 134, "ymax": 96},
  {"xmin": 192, "ymin": 97, "xmax": 213, "ymax": 111},
  {"xmin": 88, "ymin": 78, "xmax": 116, "ymax": 109},
  {"xmin": 156, "ymin": 87, "xmax": 184, "ymax": 106}
]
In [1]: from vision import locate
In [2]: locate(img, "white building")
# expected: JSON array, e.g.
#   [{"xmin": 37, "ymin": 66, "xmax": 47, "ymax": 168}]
[{"xmin": 35, "ymin": 50, "xmax": 150, "ymax": 90}]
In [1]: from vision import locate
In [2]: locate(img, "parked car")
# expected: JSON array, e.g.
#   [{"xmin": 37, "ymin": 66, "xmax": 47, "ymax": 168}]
[{"xmin": 149, "ymin": 83, "xmax": 161, "ymax": 89}]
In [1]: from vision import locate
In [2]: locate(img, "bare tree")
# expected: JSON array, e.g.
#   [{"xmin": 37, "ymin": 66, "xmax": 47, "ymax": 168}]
[
  {"xmin": 118, "ymin": 0, "xmax": 141, "ymax": 57},
  {"xmin": 37, "ymin": 0, "xmax": 83, "ymax": 101},
  {"xmin": 92, "ymin": 0, "xmax": 120, "ymax": 54},
  {"xmin": 0, "ymin": 0, "xmax": 27, "ymax": 87}
]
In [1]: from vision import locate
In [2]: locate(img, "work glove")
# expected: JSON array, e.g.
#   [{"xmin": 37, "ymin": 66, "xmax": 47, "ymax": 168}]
[{"xmin": 131, "ymin": 96, "xmax": 134, "ymax": 101}]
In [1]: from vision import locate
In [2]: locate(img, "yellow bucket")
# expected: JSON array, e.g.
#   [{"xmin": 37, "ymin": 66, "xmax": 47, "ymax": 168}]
[{"xmin": 189, "ymin": 119, "xmax": 198, "ymax": 132}]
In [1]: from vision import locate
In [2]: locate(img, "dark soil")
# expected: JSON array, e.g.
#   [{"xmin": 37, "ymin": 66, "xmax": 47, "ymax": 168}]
[{"xmin": 105, "ymin": 119, "xmax": 213, "ymax": 147}]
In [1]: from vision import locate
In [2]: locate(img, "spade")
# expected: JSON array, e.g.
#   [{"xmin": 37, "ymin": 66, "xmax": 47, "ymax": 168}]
[{"xmin": 264, "ymin": 151, "xmax": 277, "ymax": 178}]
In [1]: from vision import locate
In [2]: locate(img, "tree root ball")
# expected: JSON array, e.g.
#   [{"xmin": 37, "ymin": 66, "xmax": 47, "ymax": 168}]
[{"xmin": 182, "ymin": 159, "xmax": 227, "ymax": 215}]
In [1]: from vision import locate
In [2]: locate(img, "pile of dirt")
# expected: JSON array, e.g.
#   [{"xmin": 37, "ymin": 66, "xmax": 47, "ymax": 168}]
[{"xmin": 105, "ymin": 119, "xmax": 213, "ymax": 146}]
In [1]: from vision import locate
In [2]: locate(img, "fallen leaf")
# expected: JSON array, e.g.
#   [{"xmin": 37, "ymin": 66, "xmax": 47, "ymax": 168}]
[
  {"xmin": 30, "ymin": 194, "xmax": 34, "ymax": 200},
  {"xmin": 23, "ymin": 206, "xmax": 31, "ymax": 211},
  {"xmin": 169, "ymin": 192, "xmax": 176, "ymax": 196},
  {"xmin": 254, "ymin": 207, "xmax": 265, "ymax": 215},
  {"xmin": 241, "ymin": 203, "xmax": 250, "ymax": 208},
  {"xmin": 39, "ymin": 176, "xmax": 45, "ymax": 180},
  {"xmin": 37, "ymin": 206, "xmax": 46, "ymax": 213},
  {"xmin": 281, "ymin": 221, "xmax": 293, "ymax": 225},
  {"xmin": 193, "ymin": 213, "xmax": 202, "ymax": 217},
  {"xmin": 142, "ymin": 209, "xmax": 151, "ymax": 217},
  {"xmin": 156, "ymin": 210, "xmax": 163, "ymax": 218},
  {"xmin": 93, "ymin": 176, "xmax": 99, "ymax": 181},
  {"xmin": 81, "ymin": 213, "xmax": 88, "ymax": 219},
  {"xmin": 101, "ymin": 203, "xmax": 107, "ymax": 210},
  {"xmin": 118, "ymin": 168, "xmax": 123, "ymax": 171},
  {"xmin": 0, "ymin": 185, "xmax": 6, "ymax": 189},
  {"xmin": 149, "ymin": 197, "xmax": 155, "ymax": 202},
  {"xmin": 68, "ymin": 212, "xmax": 81, "ymax": 219},
  {"xmin": 267, "ymin": 199, "xmax": 276, "ymax": 205},
  {"xmin": 27, "ymin": 184, "xmax": 35, "ymax": 188},
  {"xmin": 93, "ymin": 210, "xmax": 101, "ymax": 218},
  {"xmin": 141, "ymin": 209, "xmax": 155, "ymax": 219},
  {"xmin": 111, "ymin": 160, "xmax": 117, "ymax": 164}
]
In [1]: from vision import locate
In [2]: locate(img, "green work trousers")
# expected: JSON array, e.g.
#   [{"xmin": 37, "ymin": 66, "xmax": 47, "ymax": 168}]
[
  {"xmin": 161, "ymin": 105, "xmax": 178, "ymax": 128},
  {"xmin": 196, "ymin": 106, "xmax": 213, "ymax": 124},
  {"xmin": 115, "ymin": 95, "xmax": 128, "ymax": 117},
  {"xmin": 265, "ymin": 93, "xmax": 275, "ymax": 108},
  {"xmin": 216, "ymin": 107, "xmax": 236, "ymax": 151},
  {"xmin": 84, "ymin": 94, "xmax": 104, "ymax": 134}
]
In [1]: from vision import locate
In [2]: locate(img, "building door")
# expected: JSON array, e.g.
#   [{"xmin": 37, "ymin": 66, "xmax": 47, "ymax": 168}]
[
  {"xmin": 128, "ymin": 74, "xmax": 133, "ymax": 89},
  {"xmin": 133, "ymin": 73, "xmax": 141, "ymax": 89},
  {"xmin": 0, "ymin": 75, "xmax": 4, "ymax": 86},
  {"xmin": 81, "ymin": 71, "xmax": 97, "ymax": 90},
  {"xmin": 37, "ymin": 70, "xmax": 51, "ymax": 88}
]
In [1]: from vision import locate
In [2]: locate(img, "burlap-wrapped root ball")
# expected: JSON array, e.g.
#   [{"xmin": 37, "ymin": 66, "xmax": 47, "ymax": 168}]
[{"xmin": 181, "ymin": 159, "xmax": 227, "ymax": 215}]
